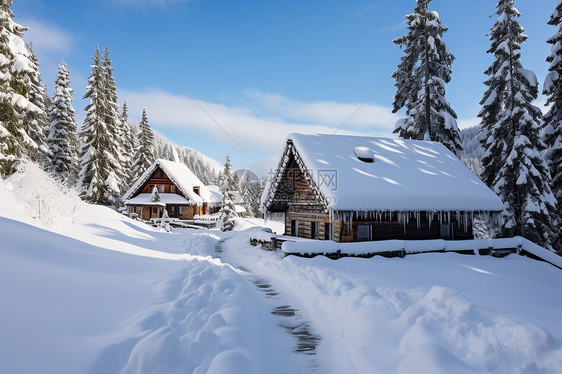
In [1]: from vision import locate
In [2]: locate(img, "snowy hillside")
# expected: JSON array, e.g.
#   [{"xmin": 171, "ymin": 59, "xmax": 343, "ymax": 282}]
[
  {"xmin": 2, "ymin": 164, "xmax": 562, "ymax": 374},
  {"xmin": 459, "ymin": 125, "xmax": 484, "ymax": 177},
  {"xmin": 153, "ymin": 130, "xmax": 222, "ymax": 172}
]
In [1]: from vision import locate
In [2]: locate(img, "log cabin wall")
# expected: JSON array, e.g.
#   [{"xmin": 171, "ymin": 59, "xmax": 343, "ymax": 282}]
[
  {"xmin": 339, "ymin": 212, "xmax": 473, "ymax": 242},
  {"xmin": 285, "ymin": 212, "xmax": 331, "ymax": 239},
  {"xmin": 139, "ymin": 168, "xmax": 186, "ymax": 197},
  {"xmin": 181, "ymin": 206, "xmax": 197, "ymax": 220},
  {"xmin": 286, "ymin": 211, "xmax": 473, "ymax": 242}
]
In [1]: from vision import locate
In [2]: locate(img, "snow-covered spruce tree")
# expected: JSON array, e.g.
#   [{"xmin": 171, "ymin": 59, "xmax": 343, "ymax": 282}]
[
  {"xmin": 78, "ymin": 46, "xmax": 121, "ymax": 204},
  {"xmin": 392, "ymin": 0, "xmax": 462, "ymax": 156},
  {"xmin": 0, "ymin": 1, "xmax": 45, "ymax": 175},
  {"xmin": 24, "ymin": 42, "xmax": 49, "ymax": 165},
  {"xmin": 479, "ymin": 0, "xmax": 558, "ymax": 249},
  {"xmin": 239, "ymin": 173, "xmax": 254, "ymax": 217},
  {"xmin": 219, "ymin": 155, "xmax": 236, "ymax": 231},
  {"xmin": 131, "ymin": 109, "xmax": 154, "ymax": 180},
  {"xmin": 100, "ymin": 47, "xmax": 127, "ymax": 193},
  {"xmin": 48, "ymin": 59, "xmax": 79, "ymax": 183},
  {"xmin": 119, "ymin": 102, "xmax": 137, "ymax": 189},
  {"xmin": 543, "ymin": 0, "xmax": 562, "ymax": 248}
]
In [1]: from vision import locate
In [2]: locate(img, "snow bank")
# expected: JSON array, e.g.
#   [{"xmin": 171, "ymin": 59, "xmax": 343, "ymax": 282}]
[
  {"xmin": 0, "ymin": 166, "xmax": 299, "ymax": 374},
  {"xmin": 281, "ymin": 237, "xmax": 562, "ymax": 269},
  {"xmin": 223, "ymin": 230, "xmax": 562, "ymax": 374}
]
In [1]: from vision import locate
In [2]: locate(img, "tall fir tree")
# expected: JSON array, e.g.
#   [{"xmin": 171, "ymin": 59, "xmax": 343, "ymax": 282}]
[
  {"xmin": 101, "ymin": 47, "xmax": 126, "ymax": 193},
  {"xmin": 132, "ymin": 109, "xmax": 154, "ymax": 180},
  {"xmin": 120, "ymin": 102, "xmax": 137, "ymax": 189},
  {"xmin": 48, "ymin": 58, "xmax": 79, "ymax": 183},
  {"xmin": 24, "ymin": 41, "xmax": 49, "ymax": 165},
  {"xmin": 479, "ymin": 0, "xmax": 558, "ymax": 250},
  {"xmin": 392, "ymin": 0, "xmax": 462, "ymax": 156},
  {"xmin": 543, "ymin": 0, "xmax": 562, "ymax": 249},
  {"xmin": 78, "ymin": 46, "xmax": 121, "ymax": 204},
  {"xmin": 219, "ymin": 155, "xmax": 236, "ymax": 231},
  {"xmin": 0, "ymin": 1, "xmax": 47, "ymax": 175}
]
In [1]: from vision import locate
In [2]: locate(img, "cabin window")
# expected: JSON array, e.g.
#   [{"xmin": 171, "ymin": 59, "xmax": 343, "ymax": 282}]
[
  {"xmin": 357, "ymin": 224, "xmax": 372, "ymax": 242},
  {"xmin": 325, "ymin": 223, "xmax": 333, "ymax": 240},
  {"xmin": 311, "ymin": 222, "xmax": 319, "ymax": 239},
  {"xmin": 440, "ymin": 224, "xmax": 452, "ymax": 240},
  {"xmin": 170, "ymin": 185, "xmax": 176, "ymax": 193},
  {"xmin": 193, "ymin": 186, "xmax": 200, "ymax": 196},
  {"xmin": 179, "ymin": 206, "xmax": 183, "ymax": 216},
  {"xmin": 158, "ymin": 185, "xmax": 165, "ymax": 193},
  {"xmin": 291, "ymin": 220, "xmax": 299, "ymax": 237}
]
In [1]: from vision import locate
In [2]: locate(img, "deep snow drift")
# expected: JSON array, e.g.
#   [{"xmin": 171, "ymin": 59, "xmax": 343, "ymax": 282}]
[{"xmin": 1, "ymin": 163, "xmax": 562, "ymax": 374}]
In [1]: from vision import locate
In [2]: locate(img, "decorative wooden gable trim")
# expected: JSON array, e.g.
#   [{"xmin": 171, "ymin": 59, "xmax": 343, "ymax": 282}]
[
  {"xmin": 263, "ymin": 140, "xmax": 330, "ymax": 213},
  {"xmin": 126, "ymin": 164, "xmax": 186, "ymax": 200}
]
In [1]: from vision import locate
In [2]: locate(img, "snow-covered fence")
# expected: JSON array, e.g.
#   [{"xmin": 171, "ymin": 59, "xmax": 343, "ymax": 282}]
[
  {"xmin": 249, "ymin": 228, "xmax": 277, "ymax": 250},
  {"xmin": 280, "ymin": 237, "xmax": 562, "ymax": 270}
]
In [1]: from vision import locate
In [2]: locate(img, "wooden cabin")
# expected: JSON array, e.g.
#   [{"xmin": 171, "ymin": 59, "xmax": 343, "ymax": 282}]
[
  {"xmin": 262, "ymin": 134, "xmax": 504, "ymax": 243},
  {"xmin": 123, "ymin": 159, "xmax": 222, "ymax": 221}
]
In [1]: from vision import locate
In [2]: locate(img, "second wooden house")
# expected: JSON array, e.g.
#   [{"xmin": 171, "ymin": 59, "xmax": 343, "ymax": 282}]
[{"xmin": 123, "ymin": 159, "xmax": 222, "ymax": 220}]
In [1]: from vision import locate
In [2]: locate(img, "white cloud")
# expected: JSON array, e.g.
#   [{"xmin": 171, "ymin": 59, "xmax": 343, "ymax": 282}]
[
  {"xmin": 119, "ymin": 88, "xmax": 399, "ymax": 152},
  {"xmin": 18, "ymin": 19, "xmax": 74, "ymax": 54},
  {"xmin": 244, "ymin": 89, "xmax": 399, "ymax": 131}
]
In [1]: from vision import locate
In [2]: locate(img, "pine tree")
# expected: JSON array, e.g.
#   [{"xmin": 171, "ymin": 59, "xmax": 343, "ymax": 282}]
[
  {"xmin": 240, "ymin": 173, "xmax": 254, "ymax": 217},
  {"xmin": 132, "ymin": 109, "xmax": 154, "ymax": 180},
  {"xmin": 24, "ymin": 41, "xmax": 49, "ymax": 165},
  {"xmin": 78, "ymin": 46, "xmax": 121, "ymax": 204},
  {"xmin": 0, "ymin": 2, "xmax": 45, "ymax": 175},
  {"xmin": 543, "ymin": 0, "xmax": 562, "ymax": 249},
  {"xmin": 48, "ymin": 59, "xmax": 79, "ymax": 183},
  {"xmin": 220, "ymin": 155, "xmax": 236, "ymax": 231},
  {"xmin": 101, "ymin": 47, "xmax": 126, "ymax": 193},
  {"xmin": 392, "ymin": 0, "xmax": 462, "ymax": 156},
  {"xmin": 120, "ymin": 102, "xmax": 137, "ymax": 189},
  {"xmin": 479, "ymin": 0, "xmax": 558, "ymax": 249}
]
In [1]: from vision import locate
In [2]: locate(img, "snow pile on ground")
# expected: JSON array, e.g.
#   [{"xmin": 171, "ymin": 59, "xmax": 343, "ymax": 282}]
[
  {"xmin": 224, "ymin": 230, "xmax": 562, "ymax": 374},
  {"xmin": 281, "ymin": 236, "xmax": 562, "ymax": 269}
]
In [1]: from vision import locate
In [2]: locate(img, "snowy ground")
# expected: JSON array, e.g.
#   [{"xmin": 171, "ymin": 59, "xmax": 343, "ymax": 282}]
[{"xmin": 2, "ymin": 164, "xmax": 562, "ymax": 373}]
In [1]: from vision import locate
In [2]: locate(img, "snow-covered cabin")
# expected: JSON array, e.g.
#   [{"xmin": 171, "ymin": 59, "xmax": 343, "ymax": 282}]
[
  {"xmin": 262, "ymin": 134, "xmax": 504, "ymax": 242},
  {"xmin": 123, "ymin": 159, "xmax": 222, "ymax": 220}
]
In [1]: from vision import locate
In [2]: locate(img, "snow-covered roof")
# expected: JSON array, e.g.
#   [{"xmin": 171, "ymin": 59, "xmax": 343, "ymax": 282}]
[
  {"xmin": 123, "ymin": 159, "xmax": 221, "ymax": 204},
  {"xmin": 264, "ymin": 134, "xmax": 504, "ymax": 212},
  {"xmin": 206, "ymin": 185, "xmax": 224, "ymax": 203},
  {"xmin": 124, "ymin": 193, "xmax": 190, "ymax": 206}
]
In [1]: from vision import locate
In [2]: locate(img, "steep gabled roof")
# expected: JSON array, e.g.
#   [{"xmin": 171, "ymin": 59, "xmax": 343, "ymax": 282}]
[
  {"xmin": 123, "ymin": 159, "xmax": 220, "ymax": 204},
  {"xmin": 263, "ymin": 134, "xmax": 504, "ymax": 212}
]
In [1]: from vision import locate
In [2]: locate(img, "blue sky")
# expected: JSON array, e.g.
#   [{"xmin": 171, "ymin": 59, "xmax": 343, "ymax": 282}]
[{"xmin": 12, "ymin": 0, "xmax": 558, "ymax": 169}]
